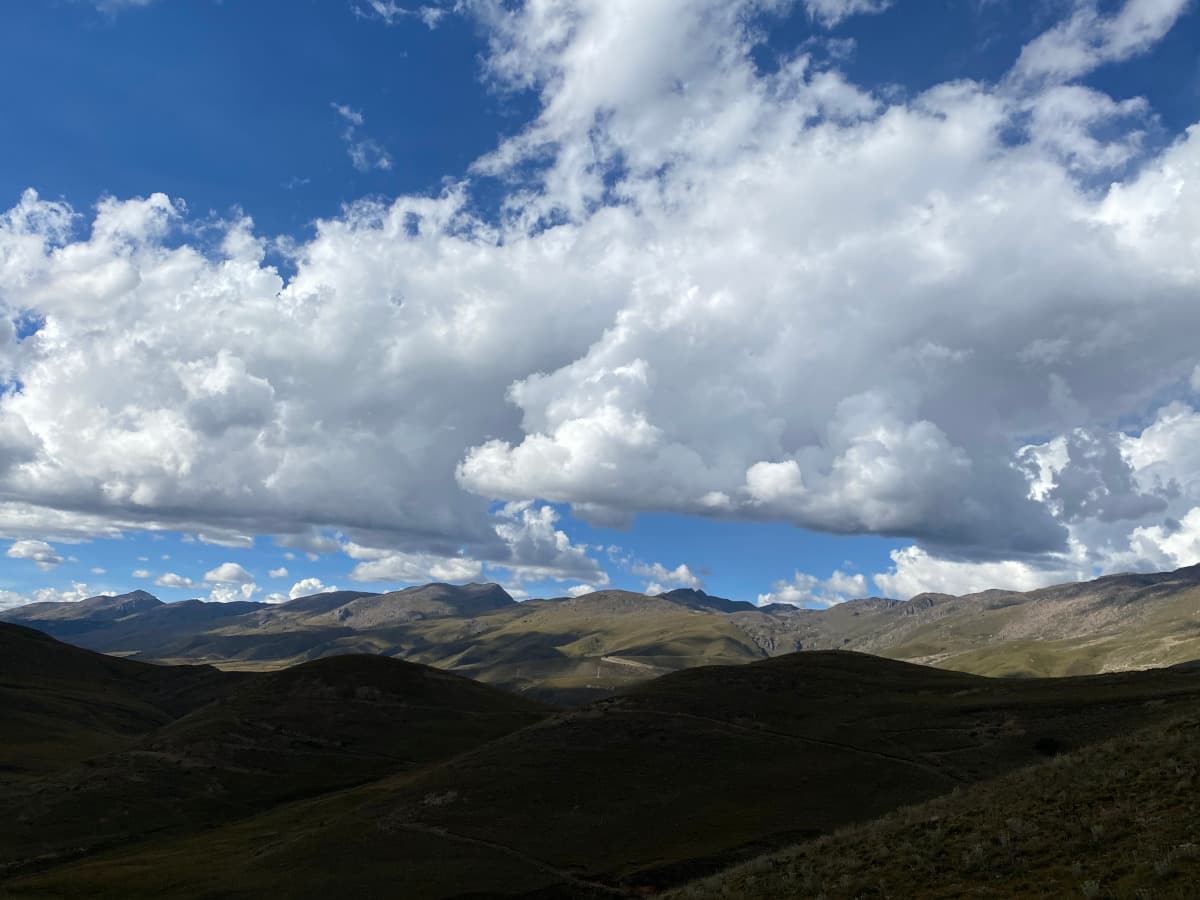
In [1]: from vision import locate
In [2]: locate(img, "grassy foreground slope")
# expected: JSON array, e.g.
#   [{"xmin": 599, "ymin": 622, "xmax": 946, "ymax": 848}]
[
  {"xmin": 8, "ymin": 651, "xmax": 1200, "ymax": 899},
  {"xmin": 0, "ymin": 626, "xmax": 549, "ymax": 881},
  {"xmin": 669, "ymin": 709, "xmax": 1200, "ymax": 899},
  {"xmin": 0, "ymin": 622, "xmax": 236, "ymax": 777}
]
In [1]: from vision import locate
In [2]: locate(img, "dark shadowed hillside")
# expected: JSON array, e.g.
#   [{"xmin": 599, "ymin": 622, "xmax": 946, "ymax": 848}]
[
  {"xmin": 0, "ymin": 626, "xmax": 548, "ymax": 882},
  {"xmin": 7, "ymin": 647, "xmax": 1200, "ymax": 899},
  {"xmin": 668, "ymin": 712, "xmax": 1200, "ymax": 899},
  {"xmin": 0, "ymin": 622, "xmax": 236, "ymax": 777}
]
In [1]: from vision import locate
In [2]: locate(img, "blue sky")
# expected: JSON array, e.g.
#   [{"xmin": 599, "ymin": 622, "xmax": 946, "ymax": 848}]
[{"xmin": 2, "ymin": 0, "xmax": 1200, "ymax": 609}]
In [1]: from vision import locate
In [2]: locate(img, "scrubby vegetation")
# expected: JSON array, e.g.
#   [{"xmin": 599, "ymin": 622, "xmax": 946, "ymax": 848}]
[
  {"xmin": 4, "ymin": 632, "xmax": 1200, "ymax": 898},
  {"xmin": 670, "ymin": 714, "xmax": 1200, "ymax": 899}
]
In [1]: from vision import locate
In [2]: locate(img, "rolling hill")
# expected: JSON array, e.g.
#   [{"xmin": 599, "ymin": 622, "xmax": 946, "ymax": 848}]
[
  {"xmin": 4, "ymin": 645, "xmax": 1200, "ymax": 898},
  {"xmin": 668, "ymin": 704, "xmax": 1200, "ymax": 899},
  {"xmin": 0, "ymin": 624, "xmax": 549, "ymax": 882}
]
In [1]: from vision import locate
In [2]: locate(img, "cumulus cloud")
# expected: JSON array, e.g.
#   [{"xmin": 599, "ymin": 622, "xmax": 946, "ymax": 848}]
[
  {"xmin": 345, "ymin": 544, "xmax": 483, "ymax": 584},
  {"xmin": 758, "ymin": 569, "xmax": 867, "ymax": 607},
  {"xmin": 344, "ymin": 502, "xmax": 606, "ymax": 585},
  {"xmin": 209, "ymin": 582, "xmax": 260, "ymax": 603},
  {"xmin": 0, "ymin": 581, "xmax": 95, "ymax": 612},
  {"xmin": 203, "ymin": 562, "xmax": 255, "ymax": 584},
  {"xmin": 289, "ymin": 577, "xmax": 337, "ymax": 600},
  {"xmin": 6, "ymin": 538, "xmax": 64, "ymax": 570},
  {"xmin": 155, "ymin": 572, "xmax": 197, "ymax": 589},
  {"xmin": 491, "ymin": 502, "xmax": 608, "ymax": 584},
  {"xmin": 633, "ymin": 561, "xmax": 703, "ymax": 594},
  {"xmin": 268, "ymin": 566, "xmax": 289, "ymax": 579},
  {"xmin": 872, "ymin": 546, "xmax": 1089, "ymax": 599},
  {"xmin": 1, "ymin": 0, "xmax": 1199, "ymax": 597}
]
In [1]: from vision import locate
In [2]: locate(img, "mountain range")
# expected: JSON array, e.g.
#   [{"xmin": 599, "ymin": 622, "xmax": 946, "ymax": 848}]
[{"xmin": 5, "ymin": 565, "xmax": 1200, "ymax": 702}]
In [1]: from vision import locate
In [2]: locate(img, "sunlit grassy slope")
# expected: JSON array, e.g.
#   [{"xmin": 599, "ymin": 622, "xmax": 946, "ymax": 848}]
[{"xmin": 8, "ymin": 570, "xmax": 1200, "ymax": 705}]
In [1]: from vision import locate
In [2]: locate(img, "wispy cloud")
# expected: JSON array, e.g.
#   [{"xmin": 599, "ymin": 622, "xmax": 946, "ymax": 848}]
[
  {"xmin": 93, "ymin": 0, "xmax": 157, "ymax": 13},
  {"xmin": 353, "ymin": 1, "xmax": 447, "ymax": 29},
  {"xmin": 332, "ymin": 102, "xmax": 393, "ymax": 172},
  {"xmin": 802, "ymin": 0, "xmax": 892, "ymax": 29}
]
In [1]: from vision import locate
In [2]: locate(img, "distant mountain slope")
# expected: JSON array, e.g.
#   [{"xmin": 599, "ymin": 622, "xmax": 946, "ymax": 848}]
[
  {"xmin": 275, "ymin": 589, "xmax": 378, "ymax": 615},
  {"xmin": 310, "ymin": 581, "xmax": 515, "ymax": 627},
  {"xmin": 4, "ymin": 566, "xmax": 1200, "ymax": 699},
  {"xmin": 2, "ymin": 590, "xmax": 165, "ymax": 637},
  {"xmin": 660, "ymin": 588, "xmax": 758, "ymax": 614},
  {"xmin": 750, "ymin": 563, "xmax": 1200, "ymax": 676},
  {"xmin": 9, "ymin": 650, "xmax": 1200, "ymax": 899}
]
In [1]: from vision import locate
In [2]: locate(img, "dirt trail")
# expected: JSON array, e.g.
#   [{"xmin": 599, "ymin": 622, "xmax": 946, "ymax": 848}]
[{"xmin": 600, "ymin": 656, "xmax": 659, "ymax": 671}]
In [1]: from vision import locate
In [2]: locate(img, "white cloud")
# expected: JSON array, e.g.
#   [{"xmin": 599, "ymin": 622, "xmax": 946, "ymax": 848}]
[
  {"xmin": 332, "ymin": 102, "xmax": 392, "ymax": 172},
  {"xmin": 564, "ymin": 583, "xmax": 595, "ymax": 597},
  {"xmin": 1013, "ymin": 0, "xmax": 1192, "ymax": 85},
  {"xmin": 1115, "ymin": 508, "xmax": 1200, "ymax": 571},
  {"xmin": 0, "ymin": 592, "xmax": 24, "ymax": 612},
  {"xmin": 203, "ymin": 562, "xmax": 255, "ymax": 584},
  {"xmin": 208, "ymin": 582, "xmax": 260, "ymax": 604},
  {"xmin": 346, "ymin": 545, "xmax": 483, "ymax": 584},
  {"xmin": 6, "ymin": 538, "xmax": 64, "ymax": 570},
  {"xmin": 195, "ymin": 529, "xmax": 255, "ymax": 549},
  {"xmin": 354, "ymin": 1, "xmax": 446, "ymax": 29},
  {"xmin": 268, "ymin": 566, "xmax": 289, "ymax": 579},
  {"xmin": 155, "ymin": 572, "xmax": 197, "ymax": 589},
  {"xmin": 93, "ymin": 0, "xmax": 156, "ymax": 12},
  {"xmin": 758, "ymin": 568, "xmax": 867, "ymax": 607},
  {"xmin": 803, "ymin": 0, "xmax": 892, "ymax": 29},
  {"xmin": 872, "ymin": 546, "xmax": 1089, "ymax": 599},
  {"xmin": 491, "ymin": 502, "xmax": 608, "ymax": 584},
  {"xmin": 0, "ymin": 504, "xmax": 125, "ymax": 543},
  {"xmin": 343, "ymin": 502, "xmax": 607, "ymax": 585},
  {"xmin": 632, "ymin": 561, "xmax": 703, "ymax": 593},
  {"xmin": 332, "ymin": 103, "xmax": 365, "ymax": 128},
  {"xmin": 132, "ymin": 569, "xmax": 151, "ymax": 579},
  {"xmin": 0, "ymin": 581, "xmax": 95, "ymax": 612},
  {"xmin": 289, "ymin": 577, "xmax": 337, "ymax": 600},
  {"xmin": 0, "ymin": 0, "xmax": 1197, "ymax": 596},
  {"xmin": 90, "ymin": 566, "xmax": 106, "ymax": 574}
]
